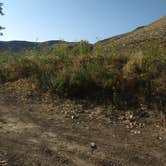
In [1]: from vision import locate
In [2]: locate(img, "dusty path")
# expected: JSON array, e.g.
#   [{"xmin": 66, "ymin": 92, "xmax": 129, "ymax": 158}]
[{"xmin": 0, "ymin": 87, "xmax": 166, "ymax": 166}]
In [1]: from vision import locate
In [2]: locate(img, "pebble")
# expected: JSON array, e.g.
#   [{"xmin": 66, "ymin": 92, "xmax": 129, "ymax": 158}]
[
  {"xmin": 129, "ymin": 115, "xmax": 133, "ymax": 119},
  {"xmin": 131, "ymin": 130, "xmax": 141, "ymax": 134},
  {"xmin": 71, "ymin": 115, "xmax": 75, "ymax": 119},
  {"xmin": 90, "ymin": 142, "xmax": 97, "ymax": 149}
]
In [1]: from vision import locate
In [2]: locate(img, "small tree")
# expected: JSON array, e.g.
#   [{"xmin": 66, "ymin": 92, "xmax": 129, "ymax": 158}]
[{"xmin": 0, "ymin": 3, "xmax": 4, "ymax": 35}]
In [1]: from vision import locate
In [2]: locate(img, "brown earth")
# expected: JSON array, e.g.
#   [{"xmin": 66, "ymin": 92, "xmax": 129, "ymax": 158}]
[{"xmin": 0, "ymin": 80, "xmax": 166, "ymax": 166}]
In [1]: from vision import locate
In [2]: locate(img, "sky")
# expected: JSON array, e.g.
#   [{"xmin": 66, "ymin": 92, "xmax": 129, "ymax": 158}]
[{"xmin": 0, "ymin": 0, "xmax": 166, "ymax": 43}]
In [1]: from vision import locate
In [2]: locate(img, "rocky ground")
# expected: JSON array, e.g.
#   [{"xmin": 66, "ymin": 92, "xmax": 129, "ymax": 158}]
[{"xmin": 0, "ymin": 80, "xmax": 166, "ymax": 166}]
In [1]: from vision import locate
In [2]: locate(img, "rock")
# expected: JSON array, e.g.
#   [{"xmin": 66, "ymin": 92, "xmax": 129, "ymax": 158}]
[
  {"xmin": 129, "ymin": 115, "xmax": 133, "ymax": 119},
  {"xmin": 71, "ymin": 115, "xmax": 75, "ymax": 119},
  {"xmin": 131, "ymin": 130, "xmax": 141, "ymax": 134},
  {"xmin": 71, "ymin": 114, "xmax": 79, "ymax": 120},
  {"xmin": 137, "ymin": 131, "xmax": 141, "ymax": 134},
  {"xmin": 125, "ymin": 111, "xmax": 134, "ymax": 120},
  {"xmin": 138, "ymin": 123, "xmax": 145, "ymax": 128},
  {"xmin": 0, "ymin": 160, "xmax": 8, "ymax": 165},
  {"xmin": 90, "ymin": 142, "xmax": 97, "ymax": 149}
]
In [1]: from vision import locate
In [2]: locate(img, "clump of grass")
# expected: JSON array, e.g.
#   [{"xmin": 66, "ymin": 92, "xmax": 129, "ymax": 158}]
[
  {"xmin": 34, "ymin": 55, "xmax": 120, "ymax": 99},
  {"xmin": 122, "ymin": 47, "xmax": 166, "ymax": 107}
]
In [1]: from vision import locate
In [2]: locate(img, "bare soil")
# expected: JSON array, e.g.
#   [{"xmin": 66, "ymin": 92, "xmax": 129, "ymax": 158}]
[{"xmin": 0, "ymin": 82, "xmax": 166, "ymax": 166}]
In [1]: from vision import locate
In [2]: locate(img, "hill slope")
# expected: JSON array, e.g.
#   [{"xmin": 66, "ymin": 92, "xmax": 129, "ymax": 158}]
[
  {"xmin": 0, "ymin": 40, "xmax": 75, "ymax": 53},
  {"xmin": 98, "ymin": 16, "xmax": 166, "ymax": 50},
  {"xmin": 1, "ymin": 17, "xmax": 166, "ymax": 53},
  {"xmin": 0, "ymin": 17, "xmax": 166, "ymax": 105}
]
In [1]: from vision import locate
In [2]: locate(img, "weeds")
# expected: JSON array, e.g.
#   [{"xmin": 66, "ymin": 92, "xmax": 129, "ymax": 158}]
[{"xmin": 0, "ymin": 43, "xmax": 165, "ymax": 108}]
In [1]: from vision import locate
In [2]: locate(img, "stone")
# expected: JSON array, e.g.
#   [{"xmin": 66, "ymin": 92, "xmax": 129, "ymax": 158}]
[
  {"xmin": 90, "ymin": 142, "xmax": 97, "ymax": 149},
  {"xmin": 71, "ymin": 115, "xmax": 75, "ymax": 119}
]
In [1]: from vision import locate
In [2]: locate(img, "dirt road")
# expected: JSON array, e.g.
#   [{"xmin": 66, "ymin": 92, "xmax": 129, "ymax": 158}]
[{"xmin": 0, "ymin": 86, "xmax": 166, "ymax": 166}]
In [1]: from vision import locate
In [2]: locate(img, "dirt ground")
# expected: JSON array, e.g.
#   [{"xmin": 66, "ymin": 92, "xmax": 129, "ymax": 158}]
[{"xmin": 0, "ymin": 82, "xmax": 166, "ymax": 166}]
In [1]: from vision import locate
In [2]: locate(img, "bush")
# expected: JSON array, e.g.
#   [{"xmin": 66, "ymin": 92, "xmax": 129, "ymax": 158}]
[
  {"xmin": 122, "ymin": 47, "xmax": 166, "ymax": 106},
  {"xmin": 0, "ymin": 45, "xmax": 165, "ymax": 108},
  {"xmin": 34, "ymin": 55, "xmax": 120, "ymax": 98}
]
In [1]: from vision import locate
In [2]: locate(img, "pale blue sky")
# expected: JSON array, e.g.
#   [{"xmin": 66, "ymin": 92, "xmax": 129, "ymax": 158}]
[{"xmin": 1, "ymin": 0, "xmax": 166, "ymax": 43}]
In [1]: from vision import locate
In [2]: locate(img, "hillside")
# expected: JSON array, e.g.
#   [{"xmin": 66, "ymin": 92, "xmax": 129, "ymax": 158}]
[
  {"xmin": 1, "ymin": 17, "xmax": 166, "ymax": 54},
  {"xmin": 0, "ymin": 17, "xmax": 166, "ymax": 106},
  {"xmin": 0, "ymin": 40, "xmax": 76, "ymax": 53},
  {"xmin": 0, "ymin": 16, "xmax": 166, "ymax": 166},
  {"xmin": 98, "ymin": 16, "xmax": 166, "ymax": 50}
]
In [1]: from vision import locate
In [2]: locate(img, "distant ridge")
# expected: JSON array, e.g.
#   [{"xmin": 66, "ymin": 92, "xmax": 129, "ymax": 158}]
[
  {"xmin": 0, "ymin": 16, "xmax": 166, "ymax": 53},
  {"xmin": 0, "ymin": 40, "xmax": 73, "ymax": 52}
]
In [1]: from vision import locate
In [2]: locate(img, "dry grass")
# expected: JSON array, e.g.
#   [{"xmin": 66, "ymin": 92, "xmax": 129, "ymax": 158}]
[{"xmin": 0, "ymin": 45, "xmax": 166, "ymax": 108}]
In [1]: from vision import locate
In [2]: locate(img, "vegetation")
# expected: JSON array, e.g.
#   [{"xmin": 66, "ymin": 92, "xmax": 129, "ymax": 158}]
[
  {"xmin": 0, "ymin": 42, "xmax": 165, "ymax": 109},
  {"xmin": 0, "ymin": 2, "xmax": 4, "ymax": 35}
]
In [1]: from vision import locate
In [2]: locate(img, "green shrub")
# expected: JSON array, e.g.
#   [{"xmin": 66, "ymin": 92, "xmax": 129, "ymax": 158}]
[
  {"xmin": 122, "ymin": 47, "xmax": 166, "ymax": 106},
  {"xmin": 0, "ymin": 45, "xmax": 165, "ymax": 108}
]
